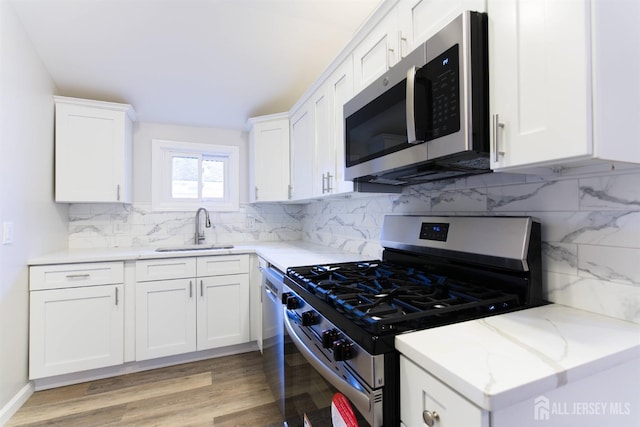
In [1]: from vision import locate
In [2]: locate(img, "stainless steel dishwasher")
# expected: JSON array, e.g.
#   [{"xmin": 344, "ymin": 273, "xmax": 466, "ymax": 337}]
[{"xmin": 260, "ymin": 260, "xmax": 286, "ymax": 419}]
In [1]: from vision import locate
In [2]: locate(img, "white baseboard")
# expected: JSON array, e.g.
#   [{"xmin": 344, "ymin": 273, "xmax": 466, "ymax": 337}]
[{"xmin": 0, "ymin": 382, "xmax": 34, "ymax": 426}]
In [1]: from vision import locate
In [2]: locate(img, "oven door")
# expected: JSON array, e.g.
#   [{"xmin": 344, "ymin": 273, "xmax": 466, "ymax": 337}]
[{"xmin": 283, "ymin": 308, "xmax": 378, "ymax": 427}]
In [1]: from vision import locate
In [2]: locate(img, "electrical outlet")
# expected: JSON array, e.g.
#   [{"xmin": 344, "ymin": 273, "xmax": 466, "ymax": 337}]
[
  {"xmin": 2, "ymin": 221, "xmax": 14, "ymax": 245},
  {"xmin": 246, "ymin": 215, "xmax": 256, "ymax": 231}
]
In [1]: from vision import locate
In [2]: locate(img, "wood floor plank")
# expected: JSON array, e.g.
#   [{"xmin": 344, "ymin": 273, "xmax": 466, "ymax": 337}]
[
  {"xmin": 212, "ymin": 400, "xmax": 283, "ymax": 426},
  {"xmin": 9, "ymin": 351, "xmax": 284, "ymax": 427},
  {"xmin": 9, "ymin": 372, "xmax": 212, "ymax": 425}
]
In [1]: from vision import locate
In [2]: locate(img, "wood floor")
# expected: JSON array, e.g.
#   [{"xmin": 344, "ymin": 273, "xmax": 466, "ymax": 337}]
[{"xmin": 8, "ymin": 351, "xmax": 285, "ymax": 427}]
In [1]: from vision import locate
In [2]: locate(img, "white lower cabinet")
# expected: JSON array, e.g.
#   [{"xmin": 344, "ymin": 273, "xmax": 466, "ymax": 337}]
[
  {"xmin": 197, "ymin": 274, "xmax": 250, "ymax": 349},
  {"xmin": 29, "ymin": 262, "xmax": 125, "ymax": 379},
  {"xmin": 135, "ymin": 255, "xmax": 250, "ymax": 361},
  {"xmin": 135, "ymin": 278, "xmax": 197, "ymax": 360},
  {"xmin": 400, "ymin": 356, "xmax": 489, "ymax": 427}
]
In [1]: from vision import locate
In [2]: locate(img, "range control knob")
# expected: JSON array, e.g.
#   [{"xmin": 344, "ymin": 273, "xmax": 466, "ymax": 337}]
[
  {"xmin": 281, "ymin": 292, "xmax": 292, "ymax": 305},
  {"xmin": 301, "ymin": 311, "xmax": 318, "ymax": 326},
  {"xmin": 332, "ymin": 339, "xmax": 354, "ymax": 361},
  {"xmin": 286, "ymin": 295, "xmax": 300, "ymax": 310},
  {"xmin": 321, "ymin": 329, "xmax": 339, "ymax": 348}
]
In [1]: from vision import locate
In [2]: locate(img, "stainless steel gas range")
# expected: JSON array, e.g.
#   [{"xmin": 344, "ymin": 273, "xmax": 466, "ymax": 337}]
[{"xmin": 280, "ymin": 215, "xmax": 543, "ymax": 427}]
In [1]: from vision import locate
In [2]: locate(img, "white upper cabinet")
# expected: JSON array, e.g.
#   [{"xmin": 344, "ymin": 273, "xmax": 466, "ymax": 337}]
[
  {"xmin": 54, "ymin": 96, "xmax": 135, "ymax": 203},
  {"xmin": 289, "ymin": 100, "xmax": 315, "ymax": 200},
  {"xmin": 398, "ymin": 0, "xmax": 486, "ymax": 56},
  {"xmin": 489, "ymin": 0, "xmax": 640, "ymax": 172},
  {"xmin": 328, "ymin": 57, "xmax": 356, "ymax": 195},
  {"xmin": 248, "ymin": 113, "xmax": 290, "ymax": 202},
  {"xmin": 312, "ymin": 84, "xmax": 333, "ymax": 196},
  {"xmin": 353, "ymin": 6, "xmax": 400, "ymax": 92}
]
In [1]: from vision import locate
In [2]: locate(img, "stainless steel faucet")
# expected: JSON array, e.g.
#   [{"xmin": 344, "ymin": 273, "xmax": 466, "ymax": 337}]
[{"xmin": 194, "ymin": 207, "xmax": 211, "ymax": 244}]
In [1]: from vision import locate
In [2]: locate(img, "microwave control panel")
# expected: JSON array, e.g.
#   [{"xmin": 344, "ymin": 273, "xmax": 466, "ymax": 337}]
[{"xmin": 420, "ymin": 44, "xmax": 460, "ymax": 141}]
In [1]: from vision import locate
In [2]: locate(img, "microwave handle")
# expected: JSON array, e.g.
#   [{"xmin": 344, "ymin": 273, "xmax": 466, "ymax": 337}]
[{"xmin": 406, "ymin": 65, "xmax": 421, "ymax": 144}]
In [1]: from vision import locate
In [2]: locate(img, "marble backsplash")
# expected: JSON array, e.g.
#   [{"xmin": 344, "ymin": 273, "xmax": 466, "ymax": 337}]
[
  {"xmin": 302, "ymin": 170, "xmax": 640, "ymax": 324},
  {"xmin": 69, "ymin": 169, "xmax": 640, "ymax": 324},
  {"xmin": 68, "ymin": 203, "xmax": 304, "ymax": 249}
]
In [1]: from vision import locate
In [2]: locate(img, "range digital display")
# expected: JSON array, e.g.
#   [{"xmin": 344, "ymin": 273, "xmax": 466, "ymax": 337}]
[{"xmin": 419, "ymin": 222, "xmax": 449, "ymax": 241}]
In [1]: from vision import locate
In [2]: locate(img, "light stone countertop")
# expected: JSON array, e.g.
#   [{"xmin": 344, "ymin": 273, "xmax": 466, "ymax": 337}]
[
  {"xmin": 28, "ymin": 240, "xmax": 373, "ymax": 273},
  {"xmin": 395, "ymin": 304, "xmax": 640, "ymax": 412}
]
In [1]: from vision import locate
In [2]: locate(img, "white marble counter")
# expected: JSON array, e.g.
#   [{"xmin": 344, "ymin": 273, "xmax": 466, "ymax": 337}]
[
  {"xmin": 395, "ymin": 304, "xmax": 640, "ymax": 412},
  {"xmin": 28, "ymin": 241, "xmax": 372, "ymax": 273}
]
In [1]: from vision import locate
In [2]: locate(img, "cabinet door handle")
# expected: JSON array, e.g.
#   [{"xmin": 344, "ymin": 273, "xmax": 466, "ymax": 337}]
[
  {"xmin": 189, "ymin": 280, "xmax": 193, "ymax": 298},
  {"xmin": 423, "ymin": 410, "xmax": 440, "ymax": 426},
  {"xmin": 117, "ymin": 184, "xmax": 121, "ymax": 201},
  {"xmin": 200, "ymin": 280, "xmax": 204, "ymax": 297},
  {"xmin": 254, "ymin": 186, "xmax": 258, "ymax": 201},
  {"xmin": 387, "ymin": 47, "xmax": 395, "ymax": 67},
  {"xmin": 115, "ymin": 287, "xmax": 119, "ymax": 306},
  {"xmin": 66, "ymin": 273, "xmax": 90, "ymax": 279},
  {"xmin": 493, "ymin": 114, "xmax": 505, "ymax": 162},
  {"xmin": 322, "ymin": 173, "xmax": 326, "ymax": 194}
]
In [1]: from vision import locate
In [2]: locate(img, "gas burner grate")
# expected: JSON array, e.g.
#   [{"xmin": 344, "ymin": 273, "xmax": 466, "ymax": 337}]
[{"xmin": 287, "ymin": 260, "xmax": 522, "ymax": 335}]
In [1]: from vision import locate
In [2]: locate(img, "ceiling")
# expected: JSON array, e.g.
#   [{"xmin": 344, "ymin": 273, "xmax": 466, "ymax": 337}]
[{"xmin": 10, "ymin": 0, "xmax": 381, "ymax": 129}]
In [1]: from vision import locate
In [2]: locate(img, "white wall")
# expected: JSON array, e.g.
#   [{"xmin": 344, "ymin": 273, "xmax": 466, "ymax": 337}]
[
  {"xmin": 0, "ymin": 0, "xmax": 67, "ymax": 420},
  {"xmin": 132, "ymin": 121, "xmax": 250, "ymax": 204}
]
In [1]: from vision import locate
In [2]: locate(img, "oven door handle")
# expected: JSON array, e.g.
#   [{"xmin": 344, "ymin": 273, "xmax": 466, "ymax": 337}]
[{"xmin": 283, "ymin": 311, "xmax": 372, "ymax": 416}]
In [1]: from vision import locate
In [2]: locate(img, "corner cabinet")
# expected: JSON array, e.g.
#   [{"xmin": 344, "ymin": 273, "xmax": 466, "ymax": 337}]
[
  {"xmin": 489, "ymin": 0, "xmax": 640, "ymax": 173},
  {"xmin": 248, "ymin": 113, "xmax": 290, "ymax": 202},
  {"xmin": 54, "ymin": 96, "xmax": 135, "ymax": 203},
  {"xmin": 29, "ymin": 262, "xmax": 125, "ymax": 379}
]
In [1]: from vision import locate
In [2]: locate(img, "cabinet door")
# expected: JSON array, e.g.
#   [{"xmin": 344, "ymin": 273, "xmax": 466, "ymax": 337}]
[
  {"xmin": 313, "ymin": 85, "xmax": 333, "ymax": 196},
  {"xmin": 289, "ymin": 103, "xmax": 315, "ymax": 200},
  {"xmin": 489, "ymin": 0, "xmax": 591, "ymax": 170},
  {"xmin": 328, "ymin": 58, "xmax": 355, "ymax": 195},
  {"xmin": 29, "ymin": 285, "xmax": 124, "ymax": 379},
  {"xmin": 353, "ymin": 6, "xmax": 399, "ymax": 92},
  {"xmin": 249, "ymin": 116, "xmax": 290, "ymax": 202},
  {"xmin": 197, "ymin": 274, "xmax": 250, "ymax": 350},
  {"xmin": 135, "ymin": 278, "xmax": 197, "ymax": 360},
  {"xmin": 400, "ymin": 356, "xmax": 488, "ymax": 427},
  {"xmin": 398, "ymin": 0, "xmax": 486, "ymax": 57},
  {"xmin": 55, "ymin": 100, "xmax": 133, "ymax": 203}
]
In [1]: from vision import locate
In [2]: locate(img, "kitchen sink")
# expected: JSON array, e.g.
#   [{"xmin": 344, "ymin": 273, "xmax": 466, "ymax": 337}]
[{"xmin": 155, "ymin": 244, "xmax": 234, "ymax": 252}]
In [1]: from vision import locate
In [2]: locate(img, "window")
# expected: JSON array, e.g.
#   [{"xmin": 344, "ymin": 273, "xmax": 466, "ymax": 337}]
[{"xmin": 152, "ymin": 139, "xmax": 239, "ymax": 211}]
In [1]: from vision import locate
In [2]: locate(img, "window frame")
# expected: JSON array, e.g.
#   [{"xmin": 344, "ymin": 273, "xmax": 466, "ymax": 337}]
[{"xmin": 151, "ymin": 139, "xmax": 239, "ymax": 212}]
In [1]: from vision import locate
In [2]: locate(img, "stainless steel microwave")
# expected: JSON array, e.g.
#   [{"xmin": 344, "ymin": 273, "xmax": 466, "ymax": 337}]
[{"xmin": 344, "ymin": 11, "xmax": 489, "ymax": 185}]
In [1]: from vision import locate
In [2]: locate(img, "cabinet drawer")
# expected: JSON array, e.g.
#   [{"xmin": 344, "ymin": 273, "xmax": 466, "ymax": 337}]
[
  {"xmin": 400, "ymin": 356, "xmax": 488, "ymax": 427},
  {"xmin": 197, "ymin": 254, "xmax": 249, "ymax": 276},
  {"xmin": 136, "ymin": 258, "xmax": 196, "ymax": 282},
  {"xmin": 30, "ymin": 262, "xmax": 124, "ymax": 291}
]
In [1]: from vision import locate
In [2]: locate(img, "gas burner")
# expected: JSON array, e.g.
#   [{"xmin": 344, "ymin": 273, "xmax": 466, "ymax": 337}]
[{"xmin": 287, "ymin": 259, "xmax": 525, "ymax": 335}]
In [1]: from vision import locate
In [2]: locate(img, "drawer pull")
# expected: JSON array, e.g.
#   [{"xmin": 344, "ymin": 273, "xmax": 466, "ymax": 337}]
[
  {"xmin": 423, "ymin": 410, "xmax": 440, "ymax": 426},
  {"xmin": 65, "ymin": 273, "xmax": 91, "ymax": 279}
]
